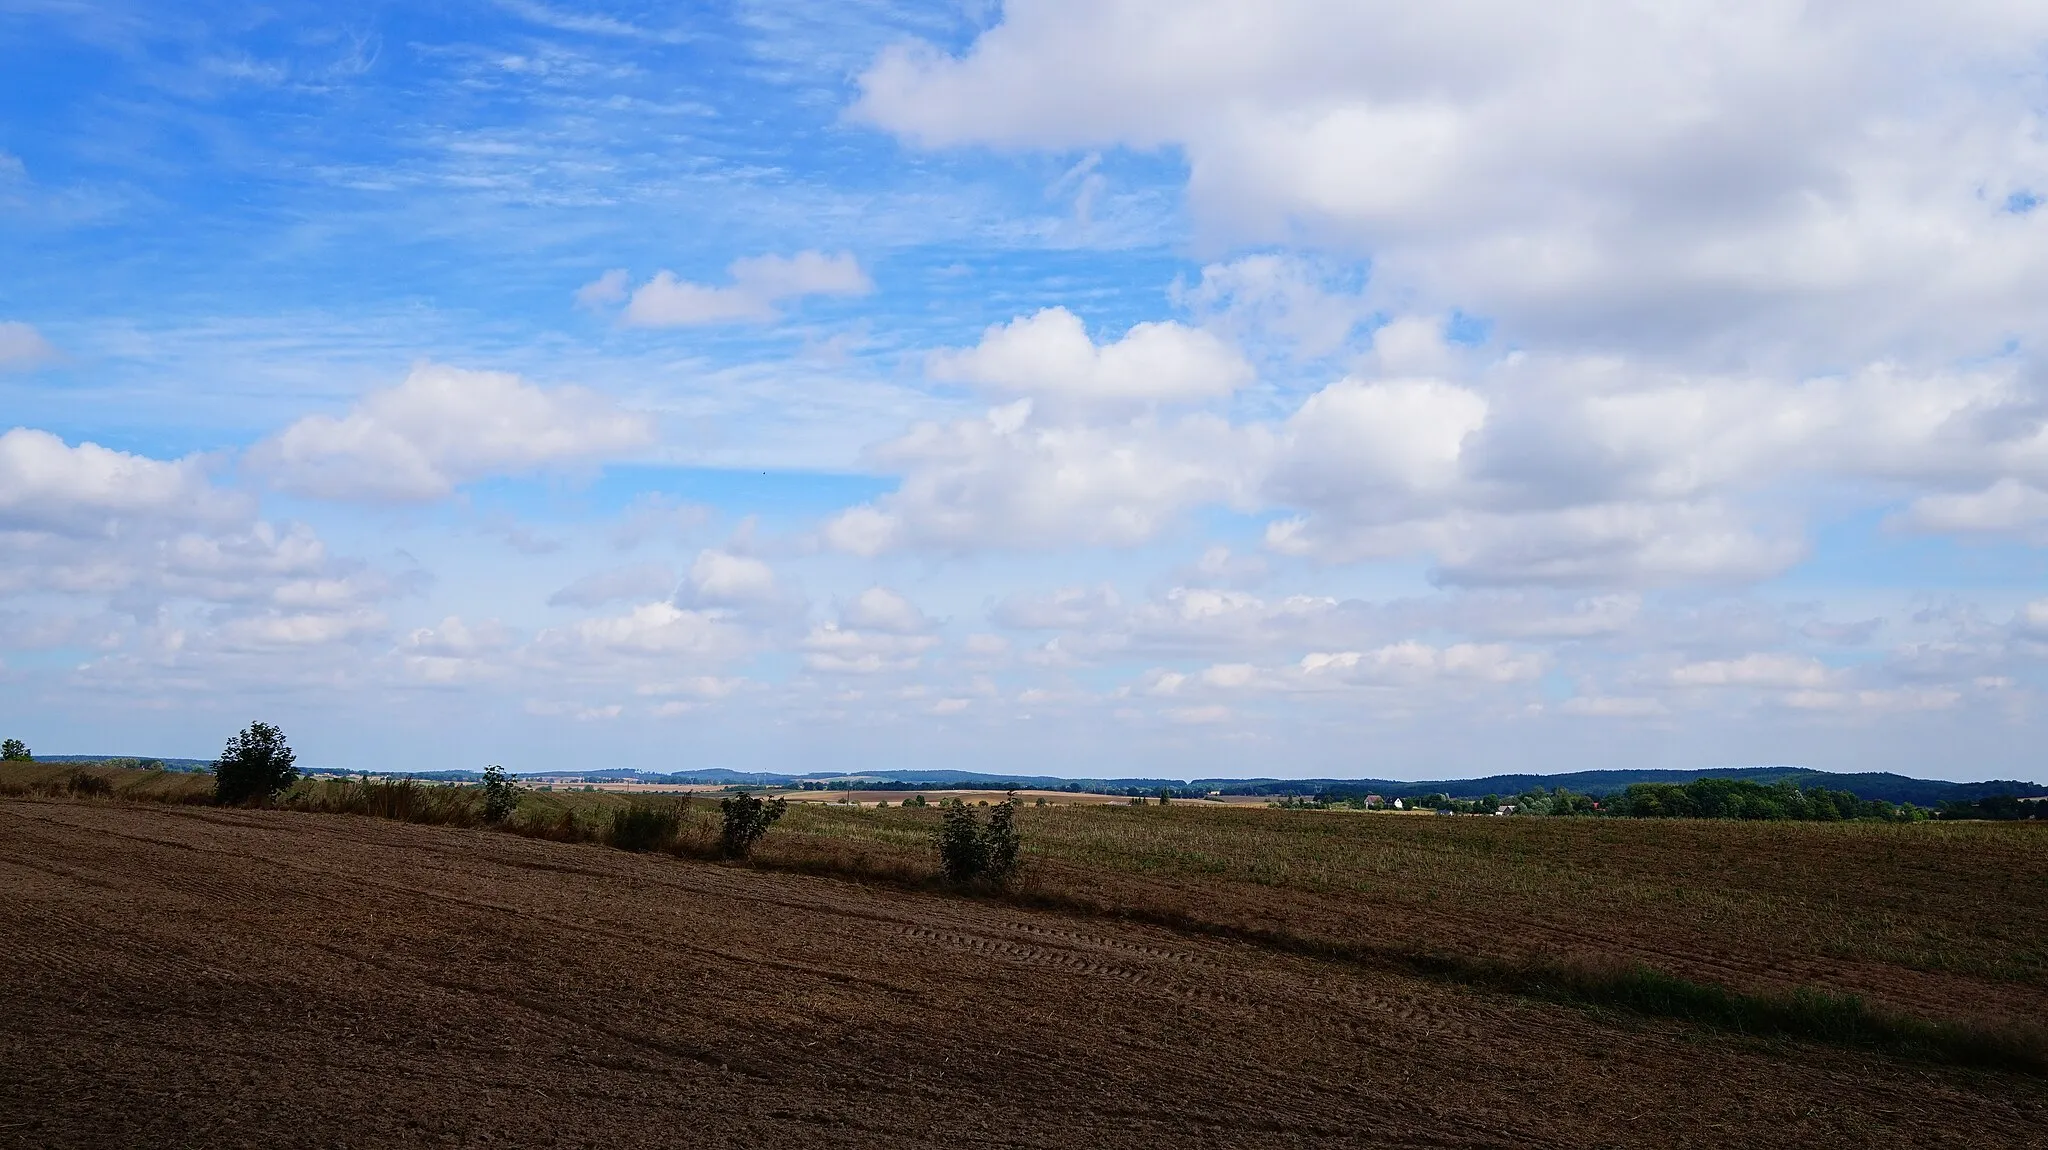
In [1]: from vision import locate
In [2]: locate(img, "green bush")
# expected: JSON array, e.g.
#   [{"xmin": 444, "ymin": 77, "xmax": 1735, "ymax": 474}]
[
  {"xmin": 1, "ymin": 738, "xmax": 30, "ymax": 762},
  {"xmin": 609, "ymin": 804, "xmax": 682, "ymax": 852},
  {"xmin": 718, "ymin": 792, "xmax": 787, "ymax": 858},
  {"xmin": 936, "ymin": 793, "xmax": 1021, "ymax": 885},
  {"xmin": 213, "ymin": 721, "xmax": 299, "ymax": 806}
]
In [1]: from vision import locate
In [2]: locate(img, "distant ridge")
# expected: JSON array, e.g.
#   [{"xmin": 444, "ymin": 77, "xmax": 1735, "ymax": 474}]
[
  {"xmin": 490, "ymin": 765, "xmax": 2047, "ymax": 806},
  {"xmin": 30, "ymin": 757, "xmax": 2044, "ymax": 806}
]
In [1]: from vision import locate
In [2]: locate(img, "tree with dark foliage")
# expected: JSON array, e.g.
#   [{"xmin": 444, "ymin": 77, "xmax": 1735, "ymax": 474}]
[
  {"xmin": 718, "ymin": 791, "xmax": 787, "ymax": 857},
  {"xmin": 1, "ymin": 738, "xmax": 29, "ymax": 762},
  {"xmin": 481, "ymin": 764, "xmax": 523, "ymax": 822},
  {"xmin": 936, "ymin": 792, "xmax": 1022, "ymax": 885},
  {"xmin": 213, "ymin": 721, "xmax": 298, "ymax": 806}
]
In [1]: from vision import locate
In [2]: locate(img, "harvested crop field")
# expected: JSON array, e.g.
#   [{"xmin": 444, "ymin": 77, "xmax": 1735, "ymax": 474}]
[{"xmin": 4, "ymin": 799, "xmax": 2044, "ymax": 1148}]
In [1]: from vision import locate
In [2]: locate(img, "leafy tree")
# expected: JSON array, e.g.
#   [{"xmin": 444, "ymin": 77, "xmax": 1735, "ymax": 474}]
[
  {"xmin": 0, "ymin": 738, "xmax": 29, "ymax": 762},
  {"xmin": 481, "ymin": 764, "xmax": 523, "ymax": 823},
  {"xmin": 213, "ymin": 721, "xmax": 298, "ymax": 805},
  {"xmin": 936, "ymin": 793, "xmax": 1022, "ymax": 884},
  {"xmin": 718, "ymin": 792, "xmax": 787, "ymax": 857}
]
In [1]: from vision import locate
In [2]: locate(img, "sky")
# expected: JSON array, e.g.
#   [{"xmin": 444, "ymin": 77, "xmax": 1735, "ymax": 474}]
[{"xmin": 3, "ymin": 0, "xmax": 2048, "ymax": 782}]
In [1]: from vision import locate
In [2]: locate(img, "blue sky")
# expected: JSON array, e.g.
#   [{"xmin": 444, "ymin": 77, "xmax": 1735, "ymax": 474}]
[{"xmin": 5, "ymin": 0, "xmax": 2048, "ymax": 782}]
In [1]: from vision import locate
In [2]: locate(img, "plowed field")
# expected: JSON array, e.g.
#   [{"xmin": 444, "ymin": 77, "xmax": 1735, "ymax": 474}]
[{"xmin": 2, "ymin": 799, "xmax": 2042, "ymax": 1148}]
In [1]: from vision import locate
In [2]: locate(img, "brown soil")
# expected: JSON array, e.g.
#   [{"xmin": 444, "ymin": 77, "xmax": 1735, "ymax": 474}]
[{"xmin": 3, "ymin": 799, "xmax": 2041, "ymax": 1149}]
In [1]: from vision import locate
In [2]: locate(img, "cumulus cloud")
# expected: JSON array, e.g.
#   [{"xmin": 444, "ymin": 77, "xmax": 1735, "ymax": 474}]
[
  {"xmin": 1173, "ymin": 255, "xmax": 1373, "ymax": 360},
  {"xmin": 536, "ymin": 602, "xmax": 748, "ymax": 662},
  {"xmin": 0, "ymin": 428, "xmax": 245, "ymax": 534},
  {"xmin": 0, "ymin": 322, "xmax": 57, "ymax": 370},
  {"xmin": 801, "ymin": 587, "xmax": 940, "ymax": 673},
  {"xmin": 1894, "ymin": 479, "xmax": 2048, "ymax": 538},
  {"xmin": 801, "ymin": 624, "xmax": 938, "ymax": 674},
  {"xmin": 250, "ymin": 362, "xmax": 655, "ymax": 501},
  {"xmin": 856, "ymin": 1, "xmax": 2048, "ymax": 364},
  {"xmin": 612, "ymin": 251, "xmax": 871, "ymax": 326},
  {"xmin": 824, "ymin": 402, "xmax": 1261, "ymax": 554},
  {"xmin": 688, "ymin": 552, "xmax": 782, "ymax": 605},
  {"xmin": 927, "ymin": 307, "xmax": 1253, "ymax": 410}
]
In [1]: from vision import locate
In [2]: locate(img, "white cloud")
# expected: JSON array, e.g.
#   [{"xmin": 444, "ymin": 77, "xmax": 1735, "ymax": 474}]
[
  {"xmin": 1174, "ymin": 255, "xmax": 1372, "ymax": 359},
  {"xmin": 801, "ymin": 623, "xmax": 939, "ymax": 674},
  {"xmin": 1560, "ymin": 696, "xmax": 1668, "ymax": 718},
  {"xmin": 927, "ymin": 307, "xmax": 1253, "ymax": 410},
  {"xmin": 855, "ymin": 2, "xmax": 2048, "ymax": 365},
  {"xmin": 405, "ymin": 616, "xmax": 517, "ymax": 658},
  {"xmin": 1264, "ymin": 377, "xmax": 1485, "ymax": 516},
  {"xmin": 991, "ymin": 584, "xmax": 1122, "ymax": 630},
  {"xmin": 0, "ymin": 428, "xmax": 244, "ymax": 534},
  {"xmin": 1895, "ymin": 479, "xmax": 2048, "ymax": 537},
  {"xmin": 1299, "ymin": 642, "xmax": 1544, "ymax": 685},
  {"xmin": 840, "ymin": 586, "xmax": 933, "ymax": 634},
  {"xmin": 824, "ymin": 403, "xmax": 1261, "ymax": 554},
  {"xmin": 549, "ymin": 563, "xmax": 678, "ymax": 608},
  {"xmin": 1671, "ymin": 653, "xmax": 1832, "ymax": 689},
  {"xmin": 617, "ymin": 251, "xmax": 871, "ymax": 326},
  {"xmin": 251, "ymin": 362, "xmax": 655, "ymax": 501},
  {"xmin": 683, "ymin": 549, "xmax": 783, "ymax": 607},
  {"xmin": 1783, "ymin": 687, "xmax": 1960, "ymax": 713},
  {"xmin": 218, "ymin": 609, "xmax": 386, "ymax": 650},
  {"xmin": 536, "ymin": 602, "xmax": 749, "ymax": 662},
  {"xmin": 0, "ymin": 322, "xmax": 57, "ymax": 370},
  {"xmin": 574, "ymin": 267, "xmax": 630, "ymax": 307}
]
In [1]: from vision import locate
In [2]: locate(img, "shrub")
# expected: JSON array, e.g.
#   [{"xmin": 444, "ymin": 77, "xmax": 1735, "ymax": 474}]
[
  {"xmin": 66, "ymin": 770, "xmax": 113, "ymax": 797},
  {"xmin": 1, "ymin": 738, "xmax": 30, "ymax": 761},
  {"xmin": 718, "ymin": 792, "xmax": 787, "ymax": 858},
  {"xmin": 214, "ymin": 721, "xmax": 299, "ymax": 806},
  {"xmin": 481, "ymin": 764, "xmax": 523, "ymax": 823},
  {"xmin": 610, "ymin": 804, "xmax": 682, "ymax": 852},
  {"xmin": 936, "ymin": 793, "xmax": 1022, "ymax": 885}
]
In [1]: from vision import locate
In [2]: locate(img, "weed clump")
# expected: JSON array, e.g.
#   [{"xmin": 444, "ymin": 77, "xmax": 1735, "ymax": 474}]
[
  {"xmin": 936, "ymin": 793, "xmax": 1021, "ymax": 885},
  {"xmin": 65, "ymin": 770, "xmax": 114, "ymax": 798},
  {"xmin": 213, "ymin": 721, "xmax": 298, "ymax": 806},
  {"xmin": 610, "ymin": 804, "xmax": 682, "ymax": 852},
  {"xmin": 719, "ymin": 792, "xmax": 787, "ymax": 858}
]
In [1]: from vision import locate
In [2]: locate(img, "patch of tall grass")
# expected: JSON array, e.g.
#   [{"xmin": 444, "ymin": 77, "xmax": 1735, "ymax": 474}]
[{"xmin": 607, "ymin": 804, "xmax": 682, "ymax": 852}]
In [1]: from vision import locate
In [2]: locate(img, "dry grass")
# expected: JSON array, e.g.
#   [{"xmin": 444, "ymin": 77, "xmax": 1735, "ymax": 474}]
[{"xmin": 0, "ymin": 762, "xmax": 213, "ymax": 804}]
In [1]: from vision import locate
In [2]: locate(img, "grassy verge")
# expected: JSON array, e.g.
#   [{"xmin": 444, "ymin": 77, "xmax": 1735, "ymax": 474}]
[{"xmin": 4, "ymin": 761, "xmax": 2043, "ymax": 1075}]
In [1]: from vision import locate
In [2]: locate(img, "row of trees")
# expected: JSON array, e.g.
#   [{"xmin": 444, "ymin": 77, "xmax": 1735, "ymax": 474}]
[
  {"xmin": 1597, "ymin": 778, "xmax": 1928, "ymax": 821},
  {"xmin": 200, "ymin": 720, "xmax": 1031, "ymax": 876},
  {"xmin": 1280, "ymin": 778, "xmax": 2032, "ymax": 821}
]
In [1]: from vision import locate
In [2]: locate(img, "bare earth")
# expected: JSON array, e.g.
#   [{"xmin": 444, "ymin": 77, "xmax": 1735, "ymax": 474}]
[{"xmin": 2, "ymin": 800, "xmax": 2041, "ymax": 1149}]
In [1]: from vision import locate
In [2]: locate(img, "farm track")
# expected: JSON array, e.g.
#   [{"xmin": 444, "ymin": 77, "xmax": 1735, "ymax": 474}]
[{"xmin": 2, "ymin": 800, "xmax": 2043, "ymax": 1149}]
